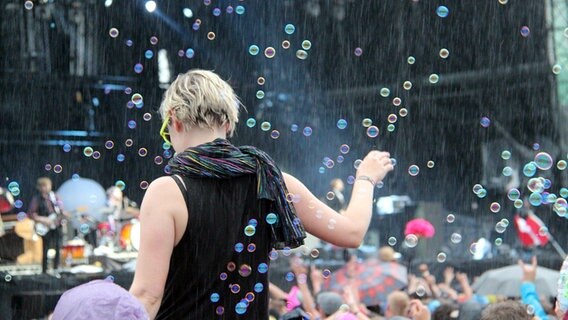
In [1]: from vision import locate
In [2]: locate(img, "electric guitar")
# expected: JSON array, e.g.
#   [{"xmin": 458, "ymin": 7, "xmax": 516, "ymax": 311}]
[
  {"xmin": 33, "ymin": 191, "xmax": 65, "ymax": 236},
  {"xmin": 34, "ymin": 212, "xmax": 61, "ymax": 236},
  {"xmin": 33, "ymin": 205, "xmax": 89, "ymax": 236}
]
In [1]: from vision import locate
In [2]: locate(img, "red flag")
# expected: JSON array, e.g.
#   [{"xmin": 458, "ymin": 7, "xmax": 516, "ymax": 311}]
[{"xmin": 514, "ymin": 213, "xmax": 549, "ymax": 247}]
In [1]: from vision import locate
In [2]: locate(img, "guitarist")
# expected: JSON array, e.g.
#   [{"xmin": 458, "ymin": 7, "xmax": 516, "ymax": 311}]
[{"xmin": 28, "ymin": 177, "xmax": 64, "ymax": 274}]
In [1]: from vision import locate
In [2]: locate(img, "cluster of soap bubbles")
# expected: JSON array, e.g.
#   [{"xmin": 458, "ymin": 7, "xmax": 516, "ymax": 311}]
[
  {"xmin": 32, "ymin": 4, "xmax": 568, "ymax": 303},
  {"xmin": 482, "ymin": 146, "xmax": 568, "ymax": 222}
]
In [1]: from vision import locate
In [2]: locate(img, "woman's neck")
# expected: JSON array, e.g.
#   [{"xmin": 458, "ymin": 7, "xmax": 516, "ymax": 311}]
[{"xmin": 177, "ymin": 126, "xmax": 227, "ymax": 151}]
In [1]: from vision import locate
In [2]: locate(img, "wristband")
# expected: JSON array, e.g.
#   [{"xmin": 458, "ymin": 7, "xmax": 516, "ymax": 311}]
[{"xmin": 356, "ymin": 175, "xmax": 376, "ymax": 186}]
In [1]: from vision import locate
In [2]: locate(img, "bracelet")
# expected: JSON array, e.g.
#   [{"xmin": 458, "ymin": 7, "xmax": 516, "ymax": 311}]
[{"xmin": 356, "ymin": 175, "xmax": 376, "ymax": 186}]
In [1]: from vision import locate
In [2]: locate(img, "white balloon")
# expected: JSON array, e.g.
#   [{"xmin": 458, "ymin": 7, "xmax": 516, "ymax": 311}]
[{"xmin": 57, "ymin": 178, "xmax": 106, "ymax": 229}]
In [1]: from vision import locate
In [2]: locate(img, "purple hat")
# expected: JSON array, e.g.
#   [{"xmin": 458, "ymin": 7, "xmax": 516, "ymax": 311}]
[{"xmin": 53, "ymin": 278, "xmax": 148, "ymax": 320}]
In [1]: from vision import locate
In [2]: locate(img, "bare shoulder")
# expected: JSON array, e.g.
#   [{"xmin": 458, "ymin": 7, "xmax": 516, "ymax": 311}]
[
  {"xmin": 142, "ymin": 176, "xmax": 183, "ymax": 207},
  {"xmin": 148, "ymin": 176, "xmax": 177, "ymax": 189},
  {"xmin": 145, "ymin": 176, "xmax": 181, "ymax": 195}
]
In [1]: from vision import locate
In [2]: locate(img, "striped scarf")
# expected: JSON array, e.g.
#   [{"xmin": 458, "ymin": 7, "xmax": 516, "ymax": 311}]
[{"xmin": 168, "ymin": 138, "xmax": 306, "ymax": 249}]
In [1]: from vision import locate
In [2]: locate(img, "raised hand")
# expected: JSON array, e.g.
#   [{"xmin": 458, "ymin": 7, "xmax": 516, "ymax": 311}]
[
  {"xmin": 356, "ymin": 151, "xmax": 394, "ymax": 184},
  {"xmin": 518, "ymin": 256, "xmax": 538, "ymax": 282},
  {"xmin": 290, "ymin": 256, "xmax": 308, "ymax": 276},
  {"xmin": 443, "ymin": 266, "xmax": 455, "ymax": 285},
  {"xmin": 455, "ymin": 272, "xmax": 468, "ymax": 284}
]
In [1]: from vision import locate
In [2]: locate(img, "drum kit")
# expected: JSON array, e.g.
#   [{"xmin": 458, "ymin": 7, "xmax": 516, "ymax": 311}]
[
  {"xmin": 54, "ymin": 178, "xmax": 142, "ymax": 258},
  {"xmin": 96, "ymin": 204, "xmax": 141, "ymax": 252},
  {"xmin": 46, "ymin": 199, "xmax": 142, "ymax": 265}
]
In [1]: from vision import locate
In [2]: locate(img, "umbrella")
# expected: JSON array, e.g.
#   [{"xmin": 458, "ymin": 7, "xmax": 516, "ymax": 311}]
[
  {"xmin": 324, "ymin": 259, "xmax": 407, "ymax": 308},
  {"xmin": 472, "ymin": 264, "xmax": 559, "ymax": 297}
]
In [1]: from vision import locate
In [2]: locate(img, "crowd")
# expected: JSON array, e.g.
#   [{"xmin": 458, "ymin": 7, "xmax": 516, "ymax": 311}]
[{"xmin": 266, "ymin": 248, "xmax": 568, "ymax": 320}]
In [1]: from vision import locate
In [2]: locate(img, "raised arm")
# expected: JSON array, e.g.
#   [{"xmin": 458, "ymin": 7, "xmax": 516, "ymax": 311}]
[
  {"xmin": 519, "ymin": 257, "xmax": 548, "ymax": 320},
  {"xmin": 268, "ymin": 282, "xmax": 290, "ymax": 301},
  {"xmin": 290, "ymin": 256, "xmax": 320, "ymax": 318},
  {"xmin": 283, "ymin": 150, "xmax": 393, "ymax": 248},
  {"xmin": 455, "ymin": 272, "xmax": 473, "ymax": 302}
]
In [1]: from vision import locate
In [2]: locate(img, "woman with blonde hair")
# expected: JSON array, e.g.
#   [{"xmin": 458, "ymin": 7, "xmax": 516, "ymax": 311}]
[{"xmin": 129, "ymin": 69, "xmax": 394, "ymax": 319}]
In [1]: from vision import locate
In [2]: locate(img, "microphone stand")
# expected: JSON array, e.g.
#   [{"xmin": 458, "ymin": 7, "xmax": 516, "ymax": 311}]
[{"xmin": 544, "ymin": 229, "xmax": 567, "ymax": 260}]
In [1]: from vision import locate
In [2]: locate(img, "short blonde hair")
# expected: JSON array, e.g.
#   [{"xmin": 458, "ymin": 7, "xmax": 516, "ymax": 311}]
[
  {"xmin": 387, "ymin": 291, "xmax": 410, "ymax": 316},
  {"xmin": 159, "ymin": 69, "xmax": 241, "ymax": 137},
  {"xmin": 378, "ymin": 246, "xmax": 396, "ymax": 262}
]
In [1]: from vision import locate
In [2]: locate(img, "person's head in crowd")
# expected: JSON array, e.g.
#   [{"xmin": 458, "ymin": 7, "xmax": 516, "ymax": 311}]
[
  {"xmin": 379, "ymin": 246, "xmax": 396, "ymax": 263},
  {"xmin": 458, "ymin": 301, "xmax": 483, "ymax": 320},
  {"xmin": 36, "ymin": 177, "xmax": 52, "ymax": 195},
  {"xmin": 343, "ymin": 248, "xmax": 358, "ymax": 263},
  {"xmin": 330, "ymin": 178, "xmax": 344, "ymax": 192},
  {"xmin": 342, "ymin": 249, "xmax": 359, "ymax": 278},
  {"xmin": 431, "ymin": 303, "xmax": 459, "ymax": 320},
  {"xmin": 280, "ymin": 307, "xmax": 311, "ymax": 320},
  {"xmin": 385, "ymin": 291, "xmax": 410, "ymax": 318},
  {"xmin": 316, "ymin": 291, "xmax": 344, "ymax": 317},
  {"xmin": 480, "ymin": 301, "xmax": 532, "ymax": 320}
]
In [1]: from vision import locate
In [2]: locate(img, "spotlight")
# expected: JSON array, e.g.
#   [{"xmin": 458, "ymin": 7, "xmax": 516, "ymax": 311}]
[
  {"xmin": 158, "ymin": 49, "xmax": 171, "ymax": 85},
  {"xmin": 145, "ymin": 1, "xmax": 157, "ymax": 13},
  {"xmin": 183, "ymin": 8, "xmax": 193, "ymax": 18},
  {"xmin": 104, "ymin": 0, "xmax": 113, "ymax": 7}
]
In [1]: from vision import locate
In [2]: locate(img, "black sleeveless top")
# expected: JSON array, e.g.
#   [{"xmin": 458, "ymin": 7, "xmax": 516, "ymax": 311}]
[{"xmin": 155, "ymin": 174, "xmax": 273, "ymax": 319}]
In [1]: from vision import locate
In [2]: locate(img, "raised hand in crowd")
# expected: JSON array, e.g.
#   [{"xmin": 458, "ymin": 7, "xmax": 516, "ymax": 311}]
[
  {"xmin": 518, "ymin": 256, "xmax": 549, "ymax": 320},
  {"xmin": 437, "ymin": 266, "xmax": 474, "ymax": 302},
  {"xmin": 455, "ymin": 271, "xmax": 473, "ymax": 302},
  {"xmin": 290, "ymin": 255, "xmax": 308, "ymax": 275},
  {"xmin": 290, "ymin": 256, "xmax": 320, "ymax": 318},
  {"xmin": 420, "ymin": 264, "xmax": 441, "ymax": 299},
  {"xmin": 310, "ymin": 264, "xmax": 324, "ymax": 295},
  {"xmin": 443, "ymin": 266, "xmax": 455, "ymax": 286},
  {"xmin": 519, "ymin": 256, "xmax": 538, "ymax": 282},
  {"xmin": 341, "ymin": 284, "xmax": 371, "ymax": 320},
  {"xmin": 407, "ymin": 299, "xmax": 431, "ymax": 320}
]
